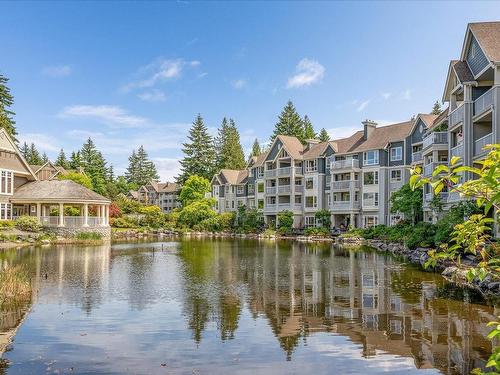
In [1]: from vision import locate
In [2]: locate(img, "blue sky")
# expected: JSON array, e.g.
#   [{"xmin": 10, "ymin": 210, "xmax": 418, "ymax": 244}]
[{"xmin": 1, "ymin": 1, "xmax": 500, "ymax": 180}]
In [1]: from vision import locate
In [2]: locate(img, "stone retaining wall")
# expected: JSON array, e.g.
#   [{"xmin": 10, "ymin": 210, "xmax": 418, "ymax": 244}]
[{"xmin": 44, "ymin": 226, "xmax": 111, "ymax": 239}]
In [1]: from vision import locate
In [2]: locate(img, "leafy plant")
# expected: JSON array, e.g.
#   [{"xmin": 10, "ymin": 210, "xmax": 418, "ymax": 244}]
[
  {"xmin": 314, "ymin": 209, "xmax": 331, "ymax": 228},
  {"xmin": 15, "ymin": 216, "xmax": 42, "ymax": 232},
  {"xmin": 277, "ymin": 210, "xmax": 294, "ymax": 235}
]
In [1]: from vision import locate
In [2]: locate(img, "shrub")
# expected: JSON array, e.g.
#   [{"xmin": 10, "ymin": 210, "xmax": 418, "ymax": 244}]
[
  {"xmin": 15, "ymin": 216, "xmax": 42, "ymax": 232},
  {"xmin": 406, "ymin": 222, "xmax": 436, "ymax": 249},
  {"xmin": 434, "ymin": 202, "xmax": 482, "ymax": 245},
  {"xmin": 0, "ymin": 220, "xmax": 15, "ymax": 230},
  {"xmin": 236, "ymin": 206, "xmax": 263, "ymax": 232},
  {"xmin": 109, "ymin": 202, "xmax": 122, "ymax": 218},
  {"xmin": 262, "ymin": 228, "xmax": 276, "ymax": 238},
  {"xmin": 179, "ymin": 175, "xmax": 210, "ymax": 206},
  {"xmin": 304, "ymin": 227, "xmax": 330, "ymax": 237},
  {"xmin": 115, "ymin": 196, "xmax": 143, "ymax": 214},
  {"xmin": 111, "ymin": 216, "xmax": 138, "ymax": 228},
  {"xmin": 193, "ymin": 212, "xmax": 235, "ymax": 232},
  {"xmin": 74, "ymin": 232, "xmax": 102, "ymax": 241},
  {"xmin": 138, "ymin": 205, "xmax": 167, "ymax": 228},
  {"xmin": 315, "ymin": 209, "xmax": 331, "ymax": 228},
  {"xmin": 58, "ymin": 171, "xmax": 93, "ymax": 189},
  {"xmin": 64, "ymin": 206, "xmax": 81, "ymax": 216},
  {"xmin": 178, "ymin": 199, "xmax": 217, "ymax": 228},
  {"xmin": 277, "ymin": 210, "xmax": 294, "ymax": 235}
]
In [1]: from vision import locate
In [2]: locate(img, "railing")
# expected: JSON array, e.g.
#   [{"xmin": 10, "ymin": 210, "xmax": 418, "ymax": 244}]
[
  {"xmin": 331, "ymin": 180, "xmax": 360, "ymax": 190},
  {"xmin": 422, "ymin": 132, "xmax": 448, "ymax": 149},
  {"xmin": 264, "ymin": 203, "xmax": 276, "ymax": 210},
  {"xmin": 294, "ymin": 185, "xmax": 304, "ymax": 193},
  {"xmin": 474, "ymin": 133, "xmax": 493, "ymax": 156},
  {"xmin": 331, "ymin": 201, "xmax": 360, "ymax": 210},
  {"xmin": 277, "ymin": 203, "xmax": 291, "ymax": 209},
  {"xmin": 293, "ymin": 203, "xmax": 302, "ymax": 210},
  {"xmin": 40, "ymin": 216, "xmax": 105, "ymax": 227},
  {"xmin": 474, "ymin": 87, "xmax": 494, "ymax": 116},
  {"xmin": 40, "ymin": 216, "xmax": 59, "ymax": 226},
  {"xmin": 294, "ymin": 167, "xmax": 303, "ymax": 175},
  {"xmin": 449, "ymin": 104, "xmax": 464, "ymax": 128},
  {"xmin": 412, "ymin": 151, "xmax": 422, "ymax": 163},
  {"xmin": 264, "ymin": 169, "xmax": 277, "ymax": 178},
  {"xmin": 423, "ymin": 161, "xmax": 447, "ymax": 176},
  {"xmin": 277, "ymin": 167, "xmax": 291, "ymax": 176},
  {"xmin": 331, "ymin": 159, "xmax": 359, "ymax": 170},
  {"xmin": 450, "ymin": 143, "xmax": 464, "ymax": 159},
  {"xmin": 277, "ymin": 185, "xmax": 291, "ymax": 194},
  {"xmin": 265, "ymin": 187, "xmax": 276, "ymax": 194}
]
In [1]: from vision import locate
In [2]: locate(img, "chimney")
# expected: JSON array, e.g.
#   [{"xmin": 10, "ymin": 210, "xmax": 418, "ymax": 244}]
[{"xmin": 362, "ymin": 119, "xmax": 377, "ymax": 139}]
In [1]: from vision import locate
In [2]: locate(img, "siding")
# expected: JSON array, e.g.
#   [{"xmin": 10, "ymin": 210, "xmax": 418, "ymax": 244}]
[
  {"xmin": 388, "ymin": 141, "xmax": 404, "ymax": 166},
  {"xmin": 266, "ymin": 139, "xmax": 282, "ymax": 161},
  {"xmin": 466, "ymin": 35, "xmax": 489, "ymax": 76}
]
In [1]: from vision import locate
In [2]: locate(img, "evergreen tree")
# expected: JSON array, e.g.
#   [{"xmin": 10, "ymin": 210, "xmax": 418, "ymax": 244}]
[
  {"xmin": 318, "ymin": 128, "xmax": 330, "ymax": 142},
  {"xmin": 270, "ymin": 100, "xmax": 305, "ymax": 144},
  {"xmin": 0, "ymin": 74, "xmax": 17, "ymax": 142},
  {"xmin": 177, "ymin": 114, "xmax": 216, "ymax": 184},
  {"xmin": 215, "ymin": 118, "xmax": 245, "ymax": 171},
  {"xmin": 431, "ymin": 100, "xmax": 442, "ymax": 115},
  {"xmin": 125, "ymin": 150, "xmax": 138, "ymax": 184},
  {"xmin": 214, "ymin": 117, "xmax": 230, "ymax": 170},
  {"xmin": 20, "ymin": 142, "xmax": 29, "ymax": 161},
  {"xmin": 250, "ymin": 138, "xmax": 261, "ymax": 158},
  {"xmin": 79, "ymin": 138, "xmax": 107, "ymax": 194},
  {"xmin": 28, "ymin": 143, "xmax": 43, "ymax": 164},
  {"xmin": 302, "ymin": 115, "xmax": 316, "ymax": 140},
  {"xmin": 69, "ymin": 151, "xmax": 81, "ymax": 169},
  {"xmin": 55, "ymin": 149, "xmax": 70, "ymax": 169},
  {"xmin": 41, "ymin": 152, "xmax": 49, "ymax": 163},
  {"xmin": 125, "ymin": 146, "xmax": 159, "ymax": 187}
]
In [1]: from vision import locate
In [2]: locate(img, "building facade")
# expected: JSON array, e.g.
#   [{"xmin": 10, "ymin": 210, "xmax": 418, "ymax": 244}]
[{"xmin": 132, "ymin": 181, "xmax": 180, "ymax": 213}]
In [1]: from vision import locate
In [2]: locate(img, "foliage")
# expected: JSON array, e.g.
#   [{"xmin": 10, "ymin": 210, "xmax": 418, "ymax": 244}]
[
  {"xmin": 314, "ymin": 209, "xmax": 331, "ymax": 228},
  {"xmin": 20, "ymin": 142, "xmax": 44, "ymax": 164},
  {"xmin": 178, "ymin": 114, "xmax": 217, "ymax": 184},
  {"xmin": 74, "ymin": 232, "xmax": 102, "ymax": 241},
  {"xmin": 125, "ymin": 145, "xmax": 159, "ymax": 187},
  {"xmin": 179, "ymin": 175, "xmax": 211, "ymax": 207},
  {"xmin": 472, "ymin": 317, "xmax": 500, "ymax": 375},
  {"xmin": 193, "ymin": 212, "xmax": 236, "ymax": 232},
  {"xmin": 390, "ymin": 183, "xmax": 423, "ymax": 224},
  {"xmin": 138, "ymin": 205, "xmax": 166, "ymax": 228},
  {"xmin": 64, "ymin": 206, "xmax": 80, "ymax": 216},
  {"xmin": 215, "ymin": 118, "xmax": 246, "ymax": 171},
  {"xmin": 15, "ymin": 215, "xmax": 42, "ymax": 232},
  {"xmin": 430, "ymin": 100, "xmax": 442, "ymax": 115},
  {"xmin": 0, "ymin": 73, "xmax": 17, "ymax": 141},
  {"xmin": 250, "ymin": 138, "xmax": 261, "ymax": 158},
  {"xmin": 302, "ymin": 115, "xmax": 316, "ymax": 140},
  {"xmin": 78, "ymin": 138, "xmax": 110, "ymax": 195},
  {"xmin": 115, "ymin": 196, "xmax": 143, "ymax": 214},
  {"xmin": 109, "ymin": 202, "xmax": 121, "ymax": 218},
  {"xmin": 318, "ymin": 128, "xmax": 330, "ymax": 142},
  {"xmin": 55, "ymin": 148, "xmax": 70, "ymax": 169},
  {"xmin": 262, "ymin": 228, "xmax": 276, "ymax": 238},
  {"xmin": 111, "ymin": 216, "xmax": 139, "ymax": 228},
  {"xmin": 0, "ymin": 266, "xmax": 31, "ymax": 306},
  {"xmin": 277, "ymin": 210, "xmax": 294, "ymax": 235},
  {"xmin": 434, "ymin": 201, "xmax": 481, "ymax": 245},
  {"xmin": 304, "ymin": 227, "xmax": 330, "ymax": 237},
  {"xmin": 177, "ymin": 199, "xmax": 217, "ymax": 228},
  {"xmin": 236, "ymin": 206, "xmax": 263, "ymax": 232},
  {"xmin": 0, "ymin": 220, "xmax": 15, "ymax": 230},
  {"xmin": 58, "ymin": 171, "xmax": 93, "ymax": 189},
  {"xmin": 270, "ymin": 101, "xmax": 305, "ymax": 144}
]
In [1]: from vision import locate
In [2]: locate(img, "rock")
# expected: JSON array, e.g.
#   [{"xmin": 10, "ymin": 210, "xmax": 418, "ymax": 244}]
[{"xmin": 442, "ymin": 267, "xmax": 458, "ymax": 277}]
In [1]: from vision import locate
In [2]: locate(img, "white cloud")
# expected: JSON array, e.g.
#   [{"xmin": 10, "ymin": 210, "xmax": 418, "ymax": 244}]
[
  {"xmin": 401, "ymin": 89, "xmax": 412, "ymax": 100},
  {"xmin": 381, "ymin": 92, "xmax": 391, "ymax": 100},
  {"xmin": 231, "ymin": 79, "xmax": 247, "ymax": 89},
  {"xmin": 42, "ymin": 65, "xmax": 72, "ymax": 77},
  {"xmin": 287, "ymin": 58, "xmax": 325, "ymax": 88},
  {"xmin": 59, "ymin": 105, "xmax": 148, "ymax": 128},
  {"xmin": 137, "ymin": 89, "xmax": 167, "ymax": 102},
  {"xmin": 325, "ymin": 125, "xmax": 360, "ymax": 140},
  {"xmin": 356, "ymin": 99, "xmax": 370, "ymax": 112},
  {"xmin": 151, "ymin": 157, "xmax": 182, "ymax": 181},
  {"xmin": 18, "ymin": 133, "xmax": 59, "ymax": 152},
  {"xmin": 122, "ymin": 58, "xmax": 200, "ymax": 92}
]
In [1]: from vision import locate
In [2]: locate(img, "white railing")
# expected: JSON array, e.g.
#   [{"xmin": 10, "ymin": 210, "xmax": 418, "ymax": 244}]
[
  {"xmin": 474, "ymin": 87, "xmax": 494, "ymax": 116},
  {"xmin": 40, "ymin": 216, "xmax": 105, "ymax": 227},
  {"xmin": 278, "ymin": 185, "xmax": 291, "ymax": 193},
  {"xmin": 412, "ymin": 151, "xmax": 422, "ymax": 163},
  {"xmin": 450, "ymin": 143, "xmax": 464, "ymax": 159},
  {"xmin": 422, "ymin": 132, "xmax": 448, "ymax": 149},
  {"xmin": 450, "ymin": 104, "xmax": 464, "ymax": 127},
  {"xmin": 293, "ymin": 203, "xmax": 302, "ymax": 210},
  {"xmin": 277, "ymin": 167, "xmax": 291, "ymax": 176},
  {"xmin": 331, "ymin": 201, "xmax": 360, "ymax": 210},
  {"xmin": 40, "ymin": 216, "xmax": 59, "ymax": 226},
  {"xmin": 331, "ymin": 180, "xmax": 360, "ymax": 190},
  {"xmin": 264, "ymin": 203, "xmax": 276, "ymax": 210},
  {"xmin": 265, "ymin": 187, "xmax": 276, "ymax": 194},
  {"xmin": 294, "ymin": 167, "xmax": 303, "ymax": 175},
  {"xmin": 331, "ymin": 159, "xmax": 359, "ymax": 170},
  {"xmin": 474, "ymin": 133, "xmax": 493, "ymax": 156},
  {"xmin": 278, "ymin": 203, "xmax": 291, "ymax": 209},
  {"xmin": 264, "ymin": 169, "xmax": 277, "ymax": 178},
  {"xmin": 423, "ymin": 162, "xmax": 447, "ymax": 176},
  {"xmin": 294, "ymin": 185, "xmax": 304, "ymax": 192}
]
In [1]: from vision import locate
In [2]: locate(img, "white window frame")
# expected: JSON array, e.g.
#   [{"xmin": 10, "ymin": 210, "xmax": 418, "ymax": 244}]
[
  {"xmin": 363, "ymin": 151, "xmax": 379, "ymax": 166},
  {"xmin": 305, "ymin": 159, "xmax": 318, "ymax": 173},
  {"xmin": 305, "ymin": 216, "xmax": 316, "ymax": 228},
  {"xmin": 363, "ymin": 171, "xmax": 379, "ymax": 185},
  {"xmin": 363, "ymin": 215, "xmax": 378, "ymax": 228},
  {"xmin": 0, "ymin": 170, "xmax": 14, "ymax": 195},
  {"xmin": 237, "ymin": 185, "xmax": 245, "ymax": 194},
  {"xmin": 363, "ymin": 192, "xmax": 379, "ymax": 207},
  {"xmin": 390, "ymin": 169, "xmax": 402, "ymax": 182},
  {"xmin": 390, "ymin": 146, "xmax": 402, "ymax": 161},
  {"xmin": 0, "ymin": 203, "xmax": 11, "ymax": 220},
  {"xmin": 305, "ymin": 196, "xmax": 317, "ymax": 208},
  {"xmin": 305, "ymin": 177, "xmax": 314, "ymax": 190}
]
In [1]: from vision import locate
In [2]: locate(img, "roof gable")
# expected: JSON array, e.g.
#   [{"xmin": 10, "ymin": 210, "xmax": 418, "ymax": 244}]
[
  {"xmin": 0, "ymin": 129, "xmax": 37, "ymax": 180},
  {"xmin": 467, "ymin": 22, "xmax": 500, "ymax": 64}
]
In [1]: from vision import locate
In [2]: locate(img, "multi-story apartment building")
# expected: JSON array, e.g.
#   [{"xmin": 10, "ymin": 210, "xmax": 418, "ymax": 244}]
[
  {"xmin": 133, "ymin": 181, "xmax": 180, "ymax": 213},
  {"xmin": 211, "ymin": 169, "xmax": 249, "ymax": 213}
]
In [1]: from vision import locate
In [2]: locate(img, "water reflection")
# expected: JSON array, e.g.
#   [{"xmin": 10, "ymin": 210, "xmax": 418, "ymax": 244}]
[{"xmin": 0, "ymin": 239, "xmax": 496, "ymax": 375}]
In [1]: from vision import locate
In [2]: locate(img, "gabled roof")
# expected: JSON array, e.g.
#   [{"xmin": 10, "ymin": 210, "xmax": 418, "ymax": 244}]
[
  {"xmin": 329, "ymin": 131, "xmax": 364, "ymax": 154},
  {"xmin": 301, "ymin": 141, "xmax": 331, "ymax": 159},
  {"xmin": 0, "ymin": 129, "xmax": 37, "ymax": 180},
  {"xmin": 248, "ymin": 151, "xmax": 268, "ymax": 168},
  {"xmin": 468, "ymin": 22, "xmax": 500, "ymax": 63},
  {"xmin": 417, "ymin": 114, "xmax": 439, "ymax": 129},
  {"xmin": 218, "ymin": 169, "xmax": 248, "ymax": 185},
  {"xmin": 275, "ymin": 135, "xmax": 304, "ymax": 160},
  {"xmin": 127, "ymin": 190, "xmax": 139, "ymax": 199},
  {"xmin": 157, "ymin": 182, "xmax": 178, "ymax": 193},
  {"xmin": 12, "ymin": 180, "xmax": 110, "ymax": 203},
  {"xmin": 453, "ymin": 61, "xmax": 474, "ymax": 83}
]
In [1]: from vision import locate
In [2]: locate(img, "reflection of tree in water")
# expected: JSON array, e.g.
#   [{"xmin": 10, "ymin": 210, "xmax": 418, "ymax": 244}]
[{"xmin": 218, "ymin": 294, "xmax": 240, "ymax": 341}]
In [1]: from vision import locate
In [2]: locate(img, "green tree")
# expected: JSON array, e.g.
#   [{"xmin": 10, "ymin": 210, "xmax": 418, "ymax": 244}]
[
  {"xmin": 178, "ymin": 114, "xmax": 216, "ymax": 184},
  {"xmin": 302, "ymin": 115, "xmax": 316, "ymax": 140},
  {"xmin": 79, "ymin": 138, "xmax": 107, "ymax": 194},
  {"xmin": 277, "ymin": 210, "xmax": 294, "ymax": 234},
  {"xmin": 178, "ymin": 199, "xmax": 217, "ymax": 228},
  {"xmin": 20, "ymin": 142, "xmax": 29, "ymax": 161},
  {"xmin": 318, "ymin": 128, "xmax": 330, "ymax": 142},
  {"xmin": 215, "ymin": 118, "xmax": 245, "ymax": 171},
  {"xmin": 27, "ymin": 143, "xmax": 43, "ymax": 165},
  {"xmin": 55, "ymin": 149, "xmax": 70, "ymax": 169},
  {"xmin": 431, "ymin": 100, "xmax": 442, "ymax": 115},
  {"xmin": 270, "ymin": 101, "xmax": 305, "ymax": 144},
  {"xmin": 125, "ymin": 146, "xmax": 158, "ymax": 187},
  {"xmin": 41, "ymin": 152, "xmax": 49, "ymax": 163},
  {"xmin": 58, "ymin": 171, "xmax": 93, "ymax": 189},
  {"xmin": 315, "ymin": 209, "xmax": 331, "ymax": 228},
  {"xmin": 0, "ymin": 74, "xmax": 17, "ymax": 141},
  {"xmin": 69, "ymin": 151, "xmax": 81, "ymax": 169},
  {"xmin": 390, "ymin": 183, "xmax": 423, "ymax": 225},
  {"xmin": 179, "ymin": 175, "xmax": 211, "ymax": 207},
  {"xmin": 250, "ymin": 138, "xmax": 261, "ymax": 158}
]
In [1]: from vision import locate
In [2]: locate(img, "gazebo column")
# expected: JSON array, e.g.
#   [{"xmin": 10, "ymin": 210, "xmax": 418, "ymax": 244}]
[
  {"xmin": 58, "ymin": 203, "xmax": 64, "ymax": 227},
  {"xmin": 83, "ymin": 204, "xmax": 89, "ymax": 227},
  {"xmin": 105, "ymin": 205, "xmax": 109, "ymax": 226},
  {"xmin": 36, "ymin": 203, "xmax": 41, "ymax": 221}
]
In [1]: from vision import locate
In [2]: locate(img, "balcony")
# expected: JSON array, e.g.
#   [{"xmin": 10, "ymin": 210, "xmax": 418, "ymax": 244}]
[
  {"xmin": 294, "ymin": 166, "xmax": 303, "ymax": 175},
  {"xmin": 474, "ymin": 87, "xmax": 494, "ymax": 117},
  {"xmin": 295, "ymin": 185, "xmax": 304, "ymax": 193},
  {"xmin": 450, "ymin": 143, "xmax": 464, "ymax": 159},
  {"xmin": 331, "ymin": 180, "xmax": 360, "ymax": 190},
  {"xmin": 264, "ymin": 169, "xmax": 277, "ymax": 178},
  {"xmin": 412, "ymin": 151, "xmax": 422, "ymax": 163},
  {"xmin": 293, "ymin": 203, "xmax": 302, "ymax": 210},
  {"xmin": 277, "ymin": 202, "xmax": 291, "ymax": 210},
  {"xmin": 331, "ymin": 201, "xmax": 360, "ymax": 210},
  {"xmin": 277, "ymin": 185, "xmax": 291, "ymax": 194},
  {"xmin": 277, "ymin": 167, "xmax": 291, "ymax": 176},
  {"xmin": 424, "ymin": 192, "xmax": 448, "ymax": 204},
  {"xmin": 449, "ymin": 104, "xmax": 464, "ymax": 128},
  {"xmin": 423, "ymin": 162, "xmax": 447, "ymax": 176},
  {"xmin": 265, "ymin": 187, "xmax": 276, "ymax": 194},
  {"xmin": 474, "ymin": 133, "xmax": 493, "ymax": 156},
  {"xmin": 331, "ymin": 159, "xmax": 359, "ymax": 170},
  {"xmin": 422, "ymin": 132, "xmax": 448, "ymax": 150}
]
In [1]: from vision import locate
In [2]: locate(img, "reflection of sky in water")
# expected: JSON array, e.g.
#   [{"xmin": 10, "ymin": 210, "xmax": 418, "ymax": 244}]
[{"xmin": 0, "ymin": 239, "xmax": 496, "ymax": 374}]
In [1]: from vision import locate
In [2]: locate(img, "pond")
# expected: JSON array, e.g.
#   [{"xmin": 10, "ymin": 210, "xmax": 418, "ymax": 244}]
[{"xmin": 0, "ymin": 238, "xmax": 497, "ymax": 374}]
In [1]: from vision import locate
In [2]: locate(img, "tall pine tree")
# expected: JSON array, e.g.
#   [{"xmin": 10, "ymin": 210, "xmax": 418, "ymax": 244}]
[
  {"xmin": 250, "ymin": 138, "xmax": 261, "ymax": 157},
  {"xmin": 215, "ymin": 118, "xmax": 245, "ymax": 171},
  {"xmin": 41, "ymin": 152, "xmax": 49, "ymax": 163},
  {"xmin": 270, "ymin": 101, "xmax": 305, "ymax": 144},
  {"xmin": 20, "ymin": 142, "xmax": 29, "ymax": 161},
  {"xmin": 302, "ymin": 115, "xmax": 316, "ymax": 140},
  {"xmin": 431, "ymin": 100, "xmax": 442, "ymax": 115},
  {"xmin": 69, "ymin": 151, "xmax": 81, "ymax": 169},
  {"xmin": 79, "ymin": 138, "xmax": 107, "ymax": 194},
  {"xmin": 125, "ymin": 146, "xmax": 159, "ymax": 187},
  {"xmin": 55, "ymin": 149, "xmax": 70, "ymax": 169},
  {"xmin": 318, "ymin": 128, "xmax": 330, "ymax": 142},
  {"xmin": 27, "ymin": 143, "xmax": 44, "ymax": 165},
  {"xmin": 177, "ymin": 114, "xmax": 216, "ymax": 184},
  {"xmin": 0, "ymin": 74, "xmax": 17, "ymax": 142}
]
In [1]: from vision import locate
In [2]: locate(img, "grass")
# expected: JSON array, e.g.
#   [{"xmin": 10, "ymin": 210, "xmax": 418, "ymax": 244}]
[
  {"xmin": 74, "ymin": 232, "xmax": 103, "ymax": 241},
  {"xmin": 0, "ymin": 266, "xmax": 31, "ymax": 307}
]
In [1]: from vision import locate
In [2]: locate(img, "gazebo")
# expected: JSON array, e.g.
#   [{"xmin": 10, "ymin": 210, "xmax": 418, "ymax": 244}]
[{"xmin": 11, "ymin": 180, "xmax": 111, "ymax": 228}]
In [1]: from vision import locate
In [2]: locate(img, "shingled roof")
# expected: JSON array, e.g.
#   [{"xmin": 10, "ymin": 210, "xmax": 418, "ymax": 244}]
[
  {"xmin": 218, "ymin": 169, "xmax": 248, "ymax": 185},
  {"xmin": 469, "ymin": 22, "xmax": 500, "ymax": 63},
  {"xmin": 452, "ymin": 60, "xmax": 475, "ymax": 83},
  {"xmin": 418, "ymin": 114, "xmax": 439, "ymax": 129},
  {"xmin": 302, "ymin": 141, "xmax": 330, "ymax": 159},
  {"xmin": 12, "ymin": 180, "xmax": 111, "ymax": 203},
  {"xmin": 276, "ymin": 135, "xmax": 305, "ymax": 160}
]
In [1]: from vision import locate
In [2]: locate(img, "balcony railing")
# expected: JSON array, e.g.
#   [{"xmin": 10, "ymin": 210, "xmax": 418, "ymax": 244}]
[
  {"xmin": 422, "ymin": 132, "xmax": 448, "ymax": 149},
  {"xmin": 277, "ymin": 202, "xmax": 291, "ymax": 209},
  {"xmin": 449, "ymin": 104, "xmax": 464, "ymax": 128},
  {"xmin": 423, "ymin": 161, "xmax": 447, "ymax": 176},
  {"xmin": 412, "ymin": 151, "xmax": 422, "ymax": 163},
  {"xmin": 450, "ymin": 143, "xmax": 464, "ymax": 159},
  {"xmin": 474, "ymin": 133, "xmax": 493, "ymax": 156},
  {"xmin": 265, "ymin": 187, "xmax": 276, "ymax": 194},
  {"xmin": 294, "ymin": 185, "xmax": 304, "ymax": 193},
  {"xmin": 264, "ymin": 203, "xmax": 276, "ymax": 210},
  {"xmin": 294, "ymin": 166, "xmax": 303, "ymax": 175},
  {"xmin": 331, "ymin": 159, "xmax": 359, "ymax": 170},
  {"xmin": 264, "ymin": 169, "xmax": 277, "ymax": 178},
  {"xmin": 293, "ymin": 203, "xmax": 302, "ymax": 210},
  {"xmin": 331, "ymin": 180, "xmax": 360, "ymax": 190},
  {"xmin": 277, "ymin": 167, "xmax": 291, "ymax": 176},
  {"xmin": 331, "ymin": 201, "xmax": 360, "ymax": 210},
  {"xmin": 474, "ymin": 87, "xmax": 494, "ymax": 117},
  {"xmin": 277, "ymin": 185, "xmax": 291, "ymax": 194}
]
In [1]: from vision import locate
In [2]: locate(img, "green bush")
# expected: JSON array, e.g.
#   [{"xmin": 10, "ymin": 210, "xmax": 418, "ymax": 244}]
[
  {"xmin": 193, "ymin": 212, "xmax": 236, "ymax": 232},
  {"xmin": 138, "ymin": 205, "xmax": 167, "ymax": 228},
  {"xmin": 406, "ymin": 222, "xmax": 436, "ymax": 249},
  {"xmin": 15, "ymin": 216, "xmax": 42, "ymax": 232},
  {"xmin": 178, "ymin": 199, "xmax": 217, "ymax": 228},
  {"xmin": 277, "ymin": 210, "xmax": 294, "ymax": 235},
  {"xmin": 74, "ymin": 232, "xmax": 102, "ymax": 241},
  {"xmin": 262, "ymin": 228, "xmax": 276, "ymax": 238},
  {"xmin": 304, "ymin": 227, "xmax": 330, "ymax": 237},
  {"xmin": 0, "ymin": 220, "xmax": 15, "ymax": 230},
  {"xmin": 236, "ymin": 206, "xmax": 263, "ymax": 232},
  {"xmin": 434, "ymin": 202, "xmax": 482, "ymax": 245},
  {"xmin": 111, "ymin": 216, "xmax": 138, "ymax": 228},
  {"xmin": 314, "ymin": 209, "xmax": 331, "ymax": 228}
]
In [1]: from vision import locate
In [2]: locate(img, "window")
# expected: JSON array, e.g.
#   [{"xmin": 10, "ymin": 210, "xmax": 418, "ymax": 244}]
[
  {"xmin": 0, "ymin": 170, "xmax": 13, "ymax": 195},
  {"xmin": 212, "ymin": 187, "xmax": 218, "ymax": 196},
  {"xmin": 363, "ymin": 192, "xmax": 379, "ymax": 207},
  {"xmin": 305, "ymin": 216, "xmax": 316, "ymax": 228},
  {"xmin": 257, "ymin": 167, "xmax": 264, "ymax": 179},
  {"xmin": 326, "ymin": 155, "xmax": 334, "ymax": 170},
  {"xmin": 266, "ymin": 197, "xmax": 276, "ymax": 206},
  {"xmin": 305, "ymin": 196, "xmax": 317, "ymax": 208},
  {"xmin": 0, "ymin": 203, "xmax": 11, "ymax": 220},
  {"xmin": 391, "ymin": 169, "xmax": 402, "ymax": 182},
  {"xmin": 249, "ymin": 199, "xmax": 255, "ymax": 208},
  {"xmin": 258, "ymin": 199, "xmax": 264, "ymax": 209},
  {"xmin": 363, "ymin": 151, "xmax": 379, "ymax": 165},
  {"xmin": 237, "ymin": 185, "xmax": 244, "ymax": 194},
  {"xmin": 390, "ymin": 146, "xmax": 402, "ymax": 161},
  {"xmin": 257, "ymin": 183, "xmax": 264, "ymax": 193},
  {"xmin": 225, "ymin": 201, "xmax": 230, "ymax": 209},
  {"xmin": 305, "ymin": 178, "xmax": 314, "ymax": 190},
  {"xmin": 294, "ymin": 178, "xmax": 302, "ymax": 186},
  {"xmin": 248, "ymin": 184, "xmax": 254, "ymax": 194},
  {"xmin": 363, "ymin": 171, "xmax": 378, "ymax": 185},
  {"xmin": 305, "ymin": 159, "xmax": 317, "ymax": 173},
  {"xmin": 237, "ymin": 200, "xmax": 244, "ymax": 207},
  {"xmin": 294, "ymin": 195, "xmax": 302, "ymax": 204},
  {"xmin": 363, "ymin": 215, "xmax": 378, "ymax": 228},
  {"xmin": 326, "ymin": 193, "xmax": 331, "ymax": 206},
  {"xmin": 225, "ymin": 185, "xmax": 230, "ymax": 194}
]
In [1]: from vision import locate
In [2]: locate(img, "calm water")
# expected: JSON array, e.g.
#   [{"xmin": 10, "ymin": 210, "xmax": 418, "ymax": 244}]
[{"xmin": 0, "ymin": 239, "xmax": 497, "ymax": 375}]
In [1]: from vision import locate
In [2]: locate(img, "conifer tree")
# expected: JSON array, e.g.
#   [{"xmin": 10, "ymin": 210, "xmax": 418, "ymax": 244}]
[
  {"xmin": 431, "ymin": 100, "xmax": 442, "ymax": 115},
  {"xmin": 215, "ymin": 117, "xmax": 230, "ymax": 170},
  {"xmin": 41, "ymin": 152, "xmax": 49, "ymax": 163},
  {"xmin": 20, "ymin": 142, "xmax": 29, "ymax": 161},
  {"xmin": 28, "ymin": 143, "xmax": 43, "ymax": 165},
  {"xmin": 177, "ymin": 114, "xmax": 216, "ymax": 184},
  {"xmin": 303, "ymin": 115, "xmax": 316, "ymax": 140},
  {"xmin": 0, "ymin": 74, "xmax": 17, "ymax": 142},
  {"xmin": 55, "ymin": 149, "xmax": 70, "ymax": 169},
  {"xmin": 250, "ymin": 138, "xmax": 261, "ymax": 158},
  {"xmin": 215, "ymin": 118, "xmax": 245, "ymax": 171},
  {"xmin": 270, "ymin": 100, "xmax": 305, "ymax": 144},
  {"xmin": 69, "ymin": 151, "xmax": 81, "ymax": 169},
  {"xmin": 79, "ymin": 138, "xmax": 107, "ymax": 194},
  {"xmin": 318, "ymin": 128, "xmax": 330, "ymax": 142},
  {"xmin": 125, "ymin": 147, "xmax": 158, "ymax": 187}
]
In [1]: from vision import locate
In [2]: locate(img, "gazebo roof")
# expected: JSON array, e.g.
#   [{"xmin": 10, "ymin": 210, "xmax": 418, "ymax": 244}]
[{"xmin": 11, "ymin": 180, "xmax": 111, "ymax": 204}]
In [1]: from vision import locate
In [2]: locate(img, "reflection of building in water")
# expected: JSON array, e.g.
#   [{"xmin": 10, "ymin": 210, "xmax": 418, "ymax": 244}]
[{"xmin": 178, "ymin": 239, "xmax": 497, "ymax": 374}]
